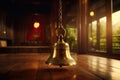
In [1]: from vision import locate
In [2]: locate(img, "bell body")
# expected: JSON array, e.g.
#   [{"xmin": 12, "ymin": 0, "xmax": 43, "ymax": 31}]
[{"xmin": 46, "ymin": 39, "xmax": 76, "ymax": 67}]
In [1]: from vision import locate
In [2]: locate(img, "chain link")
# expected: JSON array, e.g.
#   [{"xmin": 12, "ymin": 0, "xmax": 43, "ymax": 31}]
[
  {"xmin": 56, "ymin": 0, "xmax": 66, "ymax": 37},
  {"xmin": 59, "ymin": 0, "xmax": 62, "ymax": 27}
]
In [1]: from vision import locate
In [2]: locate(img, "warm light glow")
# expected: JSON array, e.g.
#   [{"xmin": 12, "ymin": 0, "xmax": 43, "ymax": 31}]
[
  {"xmin": 73, "ymin": 74, "xmax": 77, "ymax": 79},
  {"xmin": 90, "ymin": 11, "xmax": 94, "ymax": 17},
  {"xmin": 0, "ymin": 40, "xmax": 7, "ymax": 47},
  {"xmin": 34, "ymin": 22, "xmax": 40, "ymax": 28},
  {"xmin": 3, "ymin": 31, "xmax": 6, "ymax": 34}
]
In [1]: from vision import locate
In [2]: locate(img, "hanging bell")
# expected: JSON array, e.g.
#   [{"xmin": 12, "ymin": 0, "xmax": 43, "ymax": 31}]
[{"xmin": 46, "ymin": 35, "xmax": 76, "ymax": 67}]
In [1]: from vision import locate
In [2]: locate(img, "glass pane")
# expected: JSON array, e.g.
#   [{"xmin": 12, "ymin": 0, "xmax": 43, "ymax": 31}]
[
  {"xmin": 65, "ymin": 25, "xmax": 77, "ymax": 52},
  {"xmin": 88, "ymin": 0, "xmax": 107, "ymax": 52},
  {"xmin": 112, "ymin": 0, "xmax": 120, "ymax": 53},
  {"xmin": 63, "ymin": 0, "xmax": 78, "ymax": 53}
]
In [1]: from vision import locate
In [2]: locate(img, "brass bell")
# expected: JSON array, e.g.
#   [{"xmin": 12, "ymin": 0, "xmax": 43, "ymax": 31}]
[
  {"xmin": 46, "ymin": 0, "xmax": 76, "ymax": 67},
  {"xmin": 46, "ymin": 35, "xmax": 76, "ymax": 67}
]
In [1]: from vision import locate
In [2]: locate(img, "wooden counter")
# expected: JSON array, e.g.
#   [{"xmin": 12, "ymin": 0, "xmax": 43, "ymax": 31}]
[{"xmin": 0, "ymin": 53, "xmax": 120, "ymax": 80}]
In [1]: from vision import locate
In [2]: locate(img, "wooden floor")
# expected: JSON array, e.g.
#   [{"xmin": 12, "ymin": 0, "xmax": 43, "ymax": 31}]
[{"xmin": 0, "ymin": 53, "xmax": 120, "ymax": 80}]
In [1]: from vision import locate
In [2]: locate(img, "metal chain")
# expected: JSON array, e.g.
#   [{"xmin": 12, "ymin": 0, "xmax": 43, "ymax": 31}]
[
  {"xmin": 59, "ymin": 0, "xmax": 62, "ymax": 27},
  {"xmin": 56, "ymin": 0, "xmax": 66, "ymax": 37}
]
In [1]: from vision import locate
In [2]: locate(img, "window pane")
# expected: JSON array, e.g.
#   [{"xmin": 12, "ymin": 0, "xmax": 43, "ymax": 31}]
[
  {"xmin": 66, "ymin": 25, "xmax": 77, "ymax": 52},
  {"xmin": 112, "ymin": 0, "xmax": 120, "ymax": 53},
  {"xmin": 88, "ymin": 0, "xmax": 107, "ymax": 52},
  {"xmin": 63, "ymin": 0, "xmax": 78, "ymax": 53}
]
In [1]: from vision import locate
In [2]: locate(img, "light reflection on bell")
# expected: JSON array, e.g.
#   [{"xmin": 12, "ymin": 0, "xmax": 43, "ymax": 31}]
[{"xmin": 46, "ymin": 35, "xmax": 76, "ymax": 67}]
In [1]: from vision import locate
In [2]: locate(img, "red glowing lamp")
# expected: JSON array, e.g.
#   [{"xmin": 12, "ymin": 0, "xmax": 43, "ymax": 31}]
[{"xmin": 34, "ymin": 22, "xmax": 40, "ymax": 28}]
